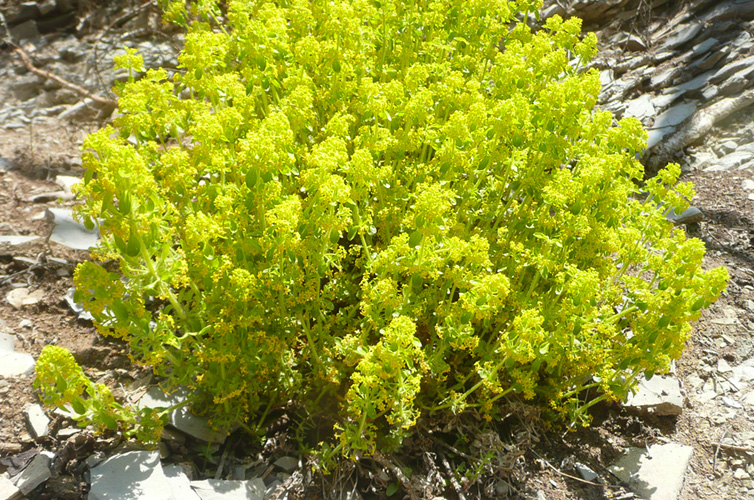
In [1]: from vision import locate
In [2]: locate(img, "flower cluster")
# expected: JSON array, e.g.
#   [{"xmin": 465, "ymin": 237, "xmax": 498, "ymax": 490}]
[{"xmin": 39, "ymin": 0, "xmax": 727, "ymax": 458}]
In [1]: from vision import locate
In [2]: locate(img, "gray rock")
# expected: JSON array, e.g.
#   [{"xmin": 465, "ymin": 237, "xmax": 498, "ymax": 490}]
[
  {"xmin": 6, "ymin": 288, "xmax": 45, "ymax": 309},
  {"xmin": 190, "ymin": 479, "xmax": 266, "ymax": 500},
  {"xmin": 64, "ymin": 288, "xmax": 94, "ymax": 321},
  {"xmin": 701, "ymin": 85, "xmax": 719, "ymax": 101},
  {"xmin": 651, "ymin": 67, "xmax": 677, "ymax": 88},
  {"xmin": 0, "ymin": 235, "xmax": 39, "ymax": 245},
  {"xmin": 0, "ymin": 332, "xmax": 35, "ymax": 378},
  {"xmin": 712, "ymin": 55, "xmax": 754, "ymax": 84},
  {"xmin": 624, "ymin": 375, "xmax": 684, "ymax": 415},
  {"xmin": 715, "ymin": 151, "xmax": 752, "ymax": 171},
  {"xmin": 662, "ymin": 22, "xmax": 703, "ymax": 51},
  {"xmin": 624, "ymin": 94, "xmax": 655, "ymax": 120},
  {"xmin": 0, "ymin": 158, "xmax": 13, "ymax": 171},
  {"xmin": 2, "ymin": 2, "xmax": 40, "ymax": 24},
  {"xmin": 575, "ymin": 462, "xmax": 598, "ymax": 481},
  {"xmin": 720, "ymin": 68, "xmax": 754, "ymax": 96},
  {"xmin": 650, "ymin": 90, "xmax": 685, "ymax": 111},
  {"xmin": 721, "ymin": 396, "xmax": 744, "ymax": 409},
  {"xmin": 666, "ymin": 206, "xmax": 703, "ymax": 225},
  {"xmin": 676, "ymin": 70, "xmax": 716, "ymax": 92},
  {"xmin": 692, "ymin": 38, "xmax": 719, "ymax": 56},
  {"xmin": 46, "ymin": 208, "xmax": 99, "ymax": 250},
  {"xmin": 0, "ymin": 476, "xmax": 21, "ymax": 500},
  {"xmin": 89, "ymin": 450, "xmax": 176, "ymax": 500},
  {"xmin": 24, "ymin": 404, "xmax": 50, "ymax": 439},
  {"xmin": 163, "ymin": 465, "xmax": 201, "ymax": 500},
  {"xmin": 652, "ymin": 102, "xmax": 697, "ymax": 129},
  {"xmin": 274, "ymin": 456, "xmax": 299, "ymax": 472},
  {"xmin": 54, "ymin": 175, "xmax": 80, "ymax": 194},
  {"xmin": 647, "ymin": 126, "xmax": 675, "ymax": 150},
  {"xmin": 12, "ymin": 451, "xmax": 53, "ymax": 496},
  {"xmin": 694, "ymin": 50, "xmax": 727, "ymax": 71},
  {"xmin": 702, "ymin": 0, "xmax": 754, "ymax": 24},
  {"xmin": 8, "ymin": 20, "xmax": 40, "ymax": 43},
  {"xmin": 138, "ymin": 386, "xmax": 226, "ymax": 444},
  {"xmin": 609, "ymin": 444, "xmax": 693, "ymax": 500}
]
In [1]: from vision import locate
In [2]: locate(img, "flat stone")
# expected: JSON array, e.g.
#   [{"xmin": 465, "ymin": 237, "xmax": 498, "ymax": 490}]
[
  {"xmin": 575, "ymin": 462, "xmax": 598, "ymax": 481},
  {"xmin": 0, "ymin": 158, "xmax": 13, "ymax": 171},
  {"xmin": 138, "ymin": 386, "xmax": 226, "ymax": 444},
  {"xmin": 652, "ymin": 102, "xmax": 697, "ymax": 129},
  {"xmin": 701, "ymin": 85, "xmax": 719, "ymax": 101},
  {"xmin": 6, "ymin": 288, "xmax": 45, "ymax": 309},
  {"xmin": 695, "ymin": 50, "xmax": 727, "ymax": 71},
  {"xmin": 717, "ymin": 151, "xmax": 752, "ymax": 171},
  {"xmin": 0, "ymin": 235, "xmax": 39, "ymax": 245},
  {"xmin": 720, "ymin": 141, "xmax": 738, "ymax": 154},
  {"xmin": 624, "ymin": 375, "xmax": 684, "ymax": 416},
  {"xmin": 665, "ymin": 206, "xmax": 703, "ymax": 225},
  {"xmin": 24, "ymin": 404, "xmax": 50, "ymax": 439},
  {"xmin": 625, "ymin": 94, "xmax": 655, "ymax": 120},
  {"xmin": 0, "ymin": 476, "xmax": 21, "ymax": 500},
  {"xmin": 89, "ymin": 450, "xmax": 176, "ymax": 500},
  {"xmin": 718, "ymin": 359, "xmax": 733, "ymax": 373},
  {"xmin": 662, "ymin": 23, "xmax": 703, "ymax": 51},
  {"xmin": 163, "ymin": 465, "xmax": 201, "ymax": 500},
  {"xmin": 677, "ymin": 70, "xmax": 716, "ymax": 92},
  {"xmin": 0, "ymin": 332, "xmax": 16, "ymax": 352},
  {"xmin": 692, "ymin": 38, "xmax": 719, "ymax": 55},
  {"xmin": 46, "ymin": 208, "xmax": 99, "ymax": 250},
  {"xmin": 721, "ymin": 396, "xmax": 744, "ymax": 409},
  {"xmin": 190, "ymin": 479, "xmax": 266, "ymax": 500},
  {"xmin": 30, "ymin": 191, "xmax": 74, "ymax": 203},
  {"xmin": 712, "ymin": 55, "xmax": 754, "ymax": 84},
  {"xmin": 54, "ymin": 175, "xmax": 80, "ymax": 194},
  {"xmin": 647, "ymin": 126, "xmax": 675, "ymax": 149},
  {"xmin": 64, "ymin": 287, "xmax": 93, "ymax": 321},
  {"xmin": 651, "ymin": 67, "xmax": 677, "ymax": 88},
  {"xmin": 274, "ymin": 456, "xmax": 299, "ymax": 472},
  {"xmin": 0, "ymin": 349, "xmax": 36, "ymax": 378},
  {"xmin": 609, "ymin": 444, "xmax": 693, "ymax": 500},
  {"xmin": 12, "ymin": 451, "xmax": 53, "ymax": 496},
  {"xmin": 8, "ymin": 20, "xmax": 40, "ymax": 43}
]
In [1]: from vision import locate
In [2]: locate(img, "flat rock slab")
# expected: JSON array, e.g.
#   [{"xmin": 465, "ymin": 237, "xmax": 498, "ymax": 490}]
[
  {"xmin": 609, "ymin": 443, "xmax": 693, "ymax": 500},
  {"xmin": 12, "ymin": 451, "xmax": 53, "ymax": 496},
  {"xmin": 163, "ymin": 465, "xmax": 200, "ymax": 500},
  {"xmin": 46, "ymin": 208, "xmax": 99, "ymax": 250},
  {"xmin": 89, "ymin": 450, "xmax": 177, "ymax": 500},
  {"xmin": 0, "ymin": 336, "xmax": 36, "ymax": 378},
  {"xmin": 190, "ymin": 479, "xmax": 266, "ymax": 500},
  {"xmin": 0, "ymin": 476, "xmax": 21, "ymax": 500},
  {"xmin": 652, "ymin": 102, "xmax": 697, "ymax": 129},
  {"xmin": 138, "ymin": 386, "xmax": 226, "ymax": 444},
  {"xmin": 0, "ymin": 235, "xmax": 39, "ymax": 246},
  {"xmin": 624, "ymin": 375, "xmax": 684, "ymax": 416}
]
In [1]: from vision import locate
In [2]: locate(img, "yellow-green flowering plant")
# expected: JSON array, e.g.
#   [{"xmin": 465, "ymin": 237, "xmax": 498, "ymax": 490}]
[{"xmin": 36, "ymin": 0, "xmax": 727, "ymax": 459}]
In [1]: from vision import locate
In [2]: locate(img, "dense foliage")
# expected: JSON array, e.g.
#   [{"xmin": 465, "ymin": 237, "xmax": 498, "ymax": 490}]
[{"xmin": 37, "ymin": 0, "xmax": 727, "ymax": 459}]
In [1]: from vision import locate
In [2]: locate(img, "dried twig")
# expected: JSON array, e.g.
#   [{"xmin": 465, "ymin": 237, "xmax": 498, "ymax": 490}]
[
  {"xmin": 713, "ymin": 427, "xmax": 730, "ymax": 474},
  {"xmin": 12, "ymin": 45, "xmax": 116, "ymax": 107},
  {"xmin": 531, "ymin": 451, "xmax": 615, "ymax": 488},
  {"xmin": 373, "ymin": 451, "xmax": 419, "ymax": 500},
  {"xmin": 712, "ymin": 441, "xmax": 753, "ymax": 454},
  {"xmin": 440, "ymin": 454, "xmax": 467, "ymax": 500}
]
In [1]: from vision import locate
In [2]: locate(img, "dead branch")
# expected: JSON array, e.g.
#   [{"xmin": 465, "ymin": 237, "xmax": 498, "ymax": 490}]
[{"xmin": 13, "ymin": 44, "xmax": 116, "ymax": 107}]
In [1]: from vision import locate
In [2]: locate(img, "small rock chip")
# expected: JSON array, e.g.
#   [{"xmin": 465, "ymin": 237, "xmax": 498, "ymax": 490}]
[
  {"xmin": 718, "ymin": 359, "xmax": 733, "ymax": 373},
  {"xmin": 6, "ymin": 288, "xmax": 45, "ymax": 309},
  {"xmin": 0, "ymin": 476, "xmax": 21, "ymax": 500},
  {"xmin": 721, "ymin": 396, "xmax": 744, "ymax": 409},
  {"xmin": 24, "ymin": 404, "xmax": 50, "ymax": 440},
  {"xmin": 665, "ymin": 206, "xmax": 703, "ymax": 225},
  {"xmin": 575, "ymin": 462, "xmax": 598, "ymax": 481}
]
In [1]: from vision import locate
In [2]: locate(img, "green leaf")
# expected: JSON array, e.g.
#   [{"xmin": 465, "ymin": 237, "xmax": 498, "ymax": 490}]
[
  {"xmin": 409, "ymin": 231, "xmax": 423, "ymax": 248},
  {"xmin": 386, "ymin": 483, "xmax": 399, "ymax": 497}
]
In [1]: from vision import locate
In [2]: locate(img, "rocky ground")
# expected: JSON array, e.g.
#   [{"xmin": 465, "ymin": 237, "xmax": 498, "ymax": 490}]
[{"xmin": 0, "ymin": 0, "xmax": 754, "ymax": 499}]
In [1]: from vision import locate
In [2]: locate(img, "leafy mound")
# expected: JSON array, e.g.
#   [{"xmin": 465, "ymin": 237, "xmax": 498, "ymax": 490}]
[{"xmin": 37, "ymin": 0, "xmax": 727, "ymax": 460}]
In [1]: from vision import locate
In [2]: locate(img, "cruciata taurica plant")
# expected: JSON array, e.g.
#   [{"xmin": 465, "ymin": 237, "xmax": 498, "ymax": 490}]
[{"xmin": 36, "ymin": 0, "xmax": 727, "ymax": 458}]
